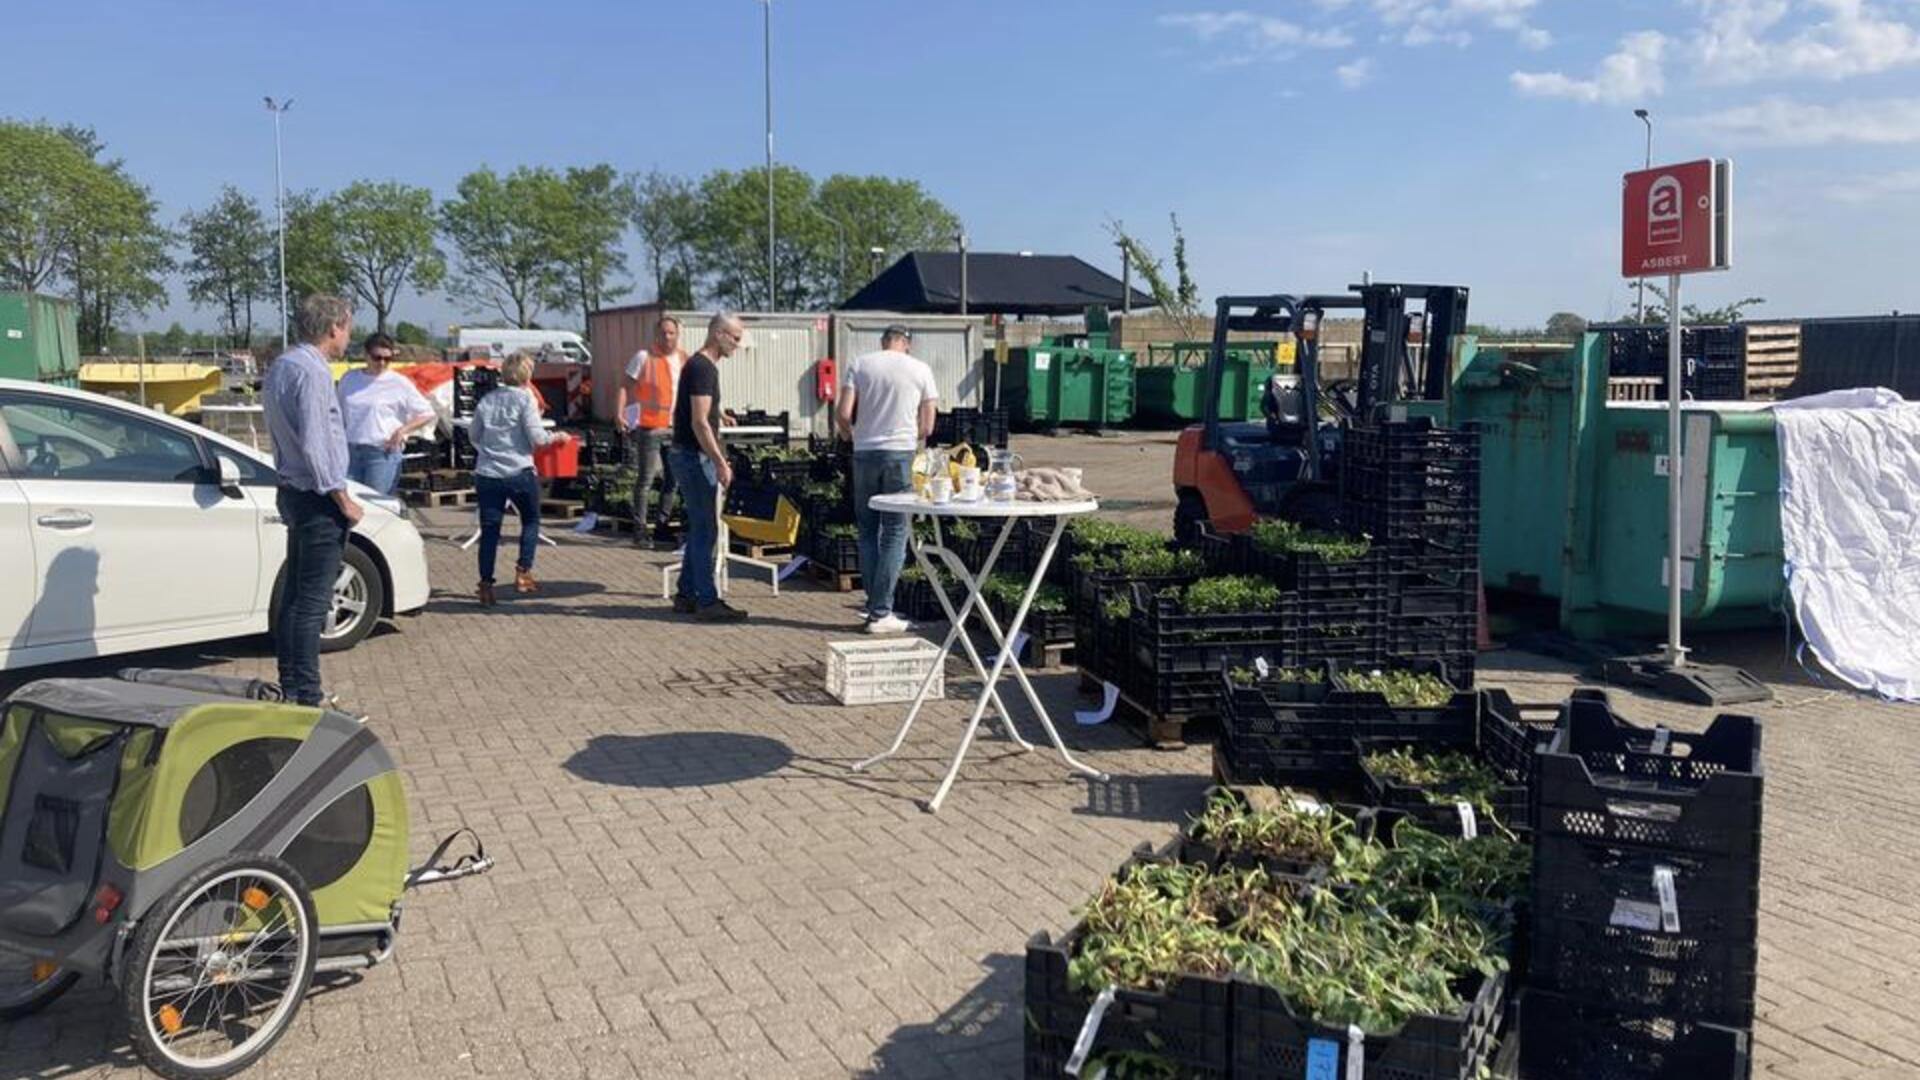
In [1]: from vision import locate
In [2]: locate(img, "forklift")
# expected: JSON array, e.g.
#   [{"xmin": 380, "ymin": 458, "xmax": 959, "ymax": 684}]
[{"xmin": 1171, "ymin": 282, "xmax": 1470, "ymax": 542}]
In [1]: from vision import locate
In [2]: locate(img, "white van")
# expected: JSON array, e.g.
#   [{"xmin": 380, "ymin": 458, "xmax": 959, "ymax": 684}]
[{"xmin": 456, "ymin": 328, "xmax": 592, "ymax": 364}]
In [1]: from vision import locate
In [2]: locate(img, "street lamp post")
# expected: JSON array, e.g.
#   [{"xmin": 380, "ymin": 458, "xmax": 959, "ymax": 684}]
[
  {"xmin": 868, "ymin": 246, "xmax": 886, "ymax": 279},
  {"xmin": 763, "ymin": 0, "xmax": 775, "ymax": 311},
  {"xmin": 1634, "ymin": 108, "xmax": 1652, "ymax": 324},
  {"xmin": 265, "ymin": 96, "xmax": 293, "ymax": 348}
]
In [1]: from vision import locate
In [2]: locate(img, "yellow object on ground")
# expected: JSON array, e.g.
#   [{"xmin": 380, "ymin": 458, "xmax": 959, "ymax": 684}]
[
  {"xmin": 724, "ymin": 493, "xmax": 803, "ymax": 547},
  {"xmin": 78, "ymin": 363, "xmax": 223, "ymax": 416}
]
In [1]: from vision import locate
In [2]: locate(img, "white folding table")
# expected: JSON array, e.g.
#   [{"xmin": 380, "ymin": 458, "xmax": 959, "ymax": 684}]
[{"xmin": 852, "ymin": 493, "xmax": 1107, "ymax": 812}]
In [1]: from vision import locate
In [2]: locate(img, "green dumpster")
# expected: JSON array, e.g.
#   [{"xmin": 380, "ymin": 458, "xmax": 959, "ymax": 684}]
[
  {"xmin": 1452, "ymin": 336, "xmax": 1785, "ymax": 638},
  {"xmin": 988, "ymin": 334, "xmax": 1136, "ymax": 430},
  {"xmin": 1135, "ymin": 341, "xmax": 1284, "ymax": 425},
  {"xmin": 0, "ymin": 292, "xmax": 82, "ymax": 387}
]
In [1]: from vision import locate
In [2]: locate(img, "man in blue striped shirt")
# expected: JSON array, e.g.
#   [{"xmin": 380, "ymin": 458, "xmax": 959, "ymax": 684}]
[{"xmin": 263, "ymin": 294, "xmax": 363, "ymax": 705}]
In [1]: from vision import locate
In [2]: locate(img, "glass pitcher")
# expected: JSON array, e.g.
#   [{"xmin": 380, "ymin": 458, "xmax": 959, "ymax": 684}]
[{"xmin": 985, "ymin": 448, "xmax": 1022, "ymax": 502}]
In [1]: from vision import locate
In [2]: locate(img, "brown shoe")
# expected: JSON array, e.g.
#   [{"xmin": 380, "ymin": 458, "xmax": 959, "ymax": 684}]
[
  {"xmin": 477, "ymin": 581, "xmax": 497, "ymax": 607},
  {"xmin": 514, "ymin": 568, "xmax": 539, "ymax": 594}
]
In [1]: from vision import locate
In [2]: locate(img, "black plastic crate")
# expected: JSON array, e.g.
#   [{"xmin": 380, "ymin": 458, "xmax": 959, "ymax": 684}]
[
  {"xmin": 1120, "ymin": 665, "xmax": 1226, "ymax": 720},
  {"xmin": 1339, "ymin": 421, "xmax": 1481, "ymax": 544},
  {"xmin": 1230, "ymin": 967, "xmax": 1506, "ymax": 1080},
  {"xmin": 984, "ymin": 590, "xmax": 1073, "ymax": 644},
  {"xmin": 806, "ymin": 527, "xmax": 861, "ymax": 575},
  {"xmin": 1527, "ymin": 837, "xmax": 1759, "ymax": 1027},
  {"xmin": 1218, "ymin": 663, "xmax": 1477, "ymax": 790},
  {"xmin": 1025, "ymin": 859, "xmax": 1234, "ymax": 1078},
  {"xmin": 1356, "ymin": 722, "xmax": 1530, "ymax": 837},
  {"xmin": 1517, "ymin": 989, "xmax": 1752, "ymax": 1080},
  {"xmin": 1197, "ymin": 524, "xmax": 1391, "ymax": 597},
  {"xmin": 1128, "ymin": 582, "xmax": 1293, "ymax": 670},
  {"xmin": 1533, "ymin": 695, "xmax": 1764, "ymax": 860}
]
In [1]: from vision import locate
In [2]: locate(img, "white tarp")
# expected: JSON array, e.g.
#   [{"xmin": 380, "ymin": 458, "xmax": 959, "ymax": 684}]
[{"xmin": 1773, "ymin": 388, "xmax": 1920, "ymax": 700}]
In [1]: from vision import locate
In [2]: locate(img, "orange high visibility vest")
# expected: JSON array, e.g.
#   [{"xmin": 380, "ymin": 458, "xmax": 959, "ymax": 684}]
[{"xmin": 632, "ymin": 351, "xmax": 681, "ymax": 429}]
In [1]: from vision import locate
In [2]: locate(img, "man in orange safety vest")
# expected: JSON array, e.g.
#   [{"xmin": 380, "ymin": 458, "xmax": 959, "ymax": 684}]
[{"xmin": 614, "ymin": 315, "xmax": 686, "ymax": 548}]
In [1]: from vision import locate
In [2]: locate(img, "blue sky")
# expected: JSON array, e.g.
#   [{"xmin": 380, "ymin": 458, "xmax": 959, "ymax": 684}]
[{"xmin": 10, "ymin": 0, "xmax": 1920, "ymax": 331}]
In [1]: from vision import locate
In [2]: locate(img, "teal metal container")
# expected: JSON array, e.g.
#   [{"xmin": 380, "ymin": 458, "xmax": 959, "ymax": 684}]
[
  {"xmin": 1135, "ymin": 341, "xmax": 1281, "ymax": 425},
  {"xmin": 1452, "ymin": 336, "xmax": 1785, "ymax": 638},
  {"xmin": 0, "ymin": 292, "xmax": 82, "ymax": 386}
]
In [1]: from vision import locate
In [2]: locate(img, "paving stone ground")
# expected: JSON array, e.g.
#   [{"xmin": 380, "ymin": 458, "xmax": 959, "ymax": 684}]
[{"xmin": 1, "ymin": 431, "xmax": 1915, "ymax": 1079}]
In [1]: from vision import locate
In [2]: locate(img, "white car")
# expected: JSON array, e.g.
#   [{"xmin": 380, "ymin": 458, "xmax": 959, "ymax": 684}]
[{"xmin": 0, "ymin": 378, "xmax": 430, "ymax": 671}]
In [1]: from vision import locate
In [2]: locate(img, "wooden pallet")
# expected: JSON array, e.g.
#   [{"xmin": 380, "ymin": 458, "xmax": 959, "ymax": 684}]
[
  {"xmin": 405, "ymin": 487, "xmax": 477, "ymax": 508},
  {"xmin": 1607, "ymin": 376, "xmax": 1662, "ymax": 402},
  {"xmin": 399, "ymin": 467, "xmax": 474, "ymax": 493},
  {"xmin": 731, "ymin": 539, "xmax": 795, "ymax": 560},
  {"xmin": 806, "ymin": 562, "xmax": 861, "ymax": 592},
  {"xmin": 540, "ymin": 498, "xmax": 586, "ymax": 520},
  {"xmin": 1744, "ymin": 322, "xmax": 1801, "ymax": 399},
  {"xmin": 1074, "ymin": 668, "xmax": 1195, "ymax": 748}
]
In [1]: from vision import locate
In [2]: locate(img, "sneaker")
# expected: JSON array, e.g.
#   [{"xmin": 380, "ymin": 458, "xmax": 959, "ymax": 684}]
[
  {"xmin": 695, "ymin": 599, "xmax": 749, "ymax": 622},
  {"xmin": 672, "ymin": 595, "xmax": 696, "ymax": 614},
  {"xmin": 865, "ymin": 614, "xmax": 912, "ymax": 635}
]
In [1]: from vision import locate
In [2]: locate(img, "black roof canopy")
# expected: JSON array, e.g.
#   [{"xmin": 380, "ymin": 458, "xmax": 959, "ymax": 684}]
[{"xmin": 840, "ymin": 252, "xmax": 1155, "ymax": 317}]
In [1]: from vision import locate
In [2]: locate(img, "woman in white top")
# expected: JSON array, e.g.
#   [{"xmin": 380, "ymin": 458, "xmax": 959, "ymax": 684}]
[{"xmin": 337, "ymin": 332, "xmax": 436, "ymax": 494}]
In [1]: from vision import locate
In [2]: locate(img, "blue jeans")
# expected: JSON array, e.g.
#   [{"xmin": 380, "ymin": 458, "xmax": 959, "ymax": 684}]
[
  {"xmin": 670, "ymin": 447, "xmax": 720, "ymax": 606},
  {"xmin": 347, "ymin": 444, "xmax": 403, "ymax": 496},
  {"xmin": 853, "ymin": 450, "xmax": 915, "ymax": 619},
  {"xmin": 275, "ymin": 487, "xmax": 350, "ymax": 706},
  {"xmin": 475, "ymin": 470, "xmax": 542, "ymax": 584}
]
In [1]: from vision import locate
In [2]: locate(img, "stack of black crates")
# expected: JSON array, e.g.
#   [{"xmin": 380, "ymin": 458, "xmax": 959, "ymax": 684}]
[
  {"xmin": 449, "ymin": 365, "xmax": 499, "ymax": 470},
  {"xmin": 931, "ymin": 406, "xmax": 1010, "ymax": 450},
  {"xmin": 1601, "ymin": 324, "xmax": 1747, "ymax": 401},
  {"xmin": 1520, "ymin": 690, "xmax": 1761, "ymax": 1080},
  {"xmin": 1338, "ymin": 417, "xmax": 1482, "ymax": 680}
]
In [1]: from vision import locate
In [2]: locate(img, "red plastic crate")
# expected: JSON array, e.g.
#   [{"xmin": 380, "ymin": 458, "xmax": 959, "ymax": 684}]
[{"xmin": 533, "ymin": 436, "xmax": 579, "ymax": 479}]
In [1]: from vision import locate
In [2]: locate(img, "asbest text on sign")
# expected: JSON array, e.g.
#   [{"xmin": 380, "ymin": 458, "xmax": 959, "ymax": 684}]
[{"xmin": 1622, "ymin": 159, "xmax": 1732, "ymax": 278}]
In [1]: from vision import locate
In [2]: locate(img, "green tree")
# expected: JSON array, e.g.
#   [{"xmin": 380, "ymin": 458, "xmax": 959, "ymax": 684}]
[
  {"xmin": 1543, "ymin": 312, "xmax": 1588, "ymax": 339},
  {"xmin": 1107, "ymin": 218, "xmax": 1197, "ymax": 336},
  {"xmin": 1643, "ymin": 284, "xmax": 1766, "ymax": 325},
  {"xmin": 813, "ymin": 174, "xmax": 960, "ymax": 304},
  {"xmin": 182, "ymin": 186, "xmax": 274, "ymax": 347},
  {"xmin": 282, "ymin": 189, "xmax": 348, "ymax": 305},
  {"xmin": 630, "ymin": 169, "xmax": 700, "ymax": 304},
  {"xmin": 1170, "ymin": 213, "xmax": 1198, "ymax": 312},
  {"xmin": 440, "ymin": 166, "xmax": 560, "ymax": 328},
  {"xmin": 537, "ymin": 164, "xmax": 634, "ymax": 325},
  {"xmin": 690, "ymin": 165, "xmax": 826, "ymax": 312},
  {"xmin": 328, "ymin": 180, "xmax": 444, "ymax": 333},
  {"xmin": 157, "ymin": 322, "xmax": 189, "ymax": 353},
  {"xmin": 393, "ymin": 320, "xmax": 433, "ymax": 347},
  {"xmin": 0, "ymin": 120, "xmax": 95, "ymax": 291},
  {"xmin": 56, "ymin": 126, "xmax": 172, "ymax": 352}
]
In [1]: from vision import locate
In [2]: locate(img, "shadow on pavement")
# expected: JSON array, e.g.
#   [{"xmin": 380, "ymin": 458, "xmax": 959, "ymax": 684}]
[
  {"xmin": 860, "ymin": 953, "xmax": 1025, "ymax": 1078},
  {"xmin": 1076, "ymin": 771, "xmax": 1213, "ymax": 824},
  {"xmin": 565, "ymin": 731, "xmax": 796, "ymax": 789}
]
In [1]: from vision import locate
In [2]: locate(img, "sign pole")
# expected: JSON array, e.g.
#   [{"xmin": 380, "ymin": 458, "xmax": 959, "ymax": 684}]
[{"xmin": 1665, "ymin": 271, "xmax": 1686, "ymax": 668}]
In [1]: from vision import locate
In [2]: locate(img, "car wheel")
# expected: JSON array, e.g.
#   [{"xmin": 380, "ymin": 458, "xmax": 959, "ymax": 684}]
[{"xmin": 270, "ymin": 543, "xmax": 385, "ymax": 654}]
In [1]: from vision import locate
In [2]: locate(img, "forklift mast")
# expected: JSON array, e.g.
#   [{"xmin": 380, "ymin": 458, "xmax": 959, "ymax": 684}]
[{"xmin": 1353, "ymin": 283, "xmax": 1470, "ymax": 419}]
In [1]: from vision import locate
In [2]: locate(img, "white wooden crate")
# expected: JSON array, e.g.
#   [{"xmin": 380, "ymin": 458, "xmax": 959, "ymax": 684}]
[{"xmin": 826, "ymin": 638, "xmax": 944, "ymax": 706}]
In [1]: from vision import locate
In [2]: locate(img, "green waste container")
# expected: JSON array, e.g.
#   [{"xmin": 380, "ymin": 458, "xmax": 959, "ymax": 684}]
[
  {"xmin": 988, "ymin": 334, "xmax": 1136, "ymax": 430},
  {"xmin": 1135, "ymin": 341, "xmax": 1283, "ymax": 425},
  {"xmin": 1452, "ymin": 336, "xmax": 1785, "ymax": 638},
  {"xmin": 0, "ymin": 292, "xmax": 82, "ymax": 387}
]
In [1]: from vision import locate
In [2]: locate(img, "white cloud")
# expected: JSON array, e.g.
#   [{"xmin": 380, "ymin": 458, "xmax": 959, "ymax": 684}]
[
  {"xmin": 1693, "ymin": 0, "xmax": 1920, "ymax": 83},
  {"xmin": 1158, "ymin": 11, "xmax": 1355, "ymax": 54},
  {"xmin": 1512, "ymin": 30, "xmax": 1667, "ymax": 103},
  {"xmin": 1337, "ymin": 58, "xmax": 1377, "ymax": 86},
  {"xmin": 1826, "ymin": 169, "xmax": 1920, "ymax": 202},
  {"xmin": 1372, "ymin": 0, "xmax": 1551, "ymax": 48},
  {"xmin": 1684, "ymin": 95, "xmax": 1920, "ymax": 144}
]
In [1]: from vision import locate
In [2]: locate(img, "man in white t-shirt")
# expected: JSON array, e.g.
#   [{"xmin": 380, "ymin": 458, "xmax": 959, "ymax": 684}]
[
  {"xmin": 614, "ymin": 315, "xmax": 686, "ymax": 547},
  {"xmin": 337, "ymin": 332, "xmax": 436, "ymax": 495},
  {"xmin": 836, "ymin": 324, "xmax": 938, "ymax": 633}
]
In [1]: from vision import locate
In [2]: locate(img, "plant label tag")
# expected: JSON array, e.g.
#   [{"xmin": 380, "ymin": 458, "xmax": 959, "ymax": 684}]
[
  {"xmin": 1654, "ymin": 865, "xmax": 1681, "ymax": 933},
  {"xmin": 1455, "ymin": 802, "xmax": 1478, "ymax": 839},
  {"xmin": 1650, "ymin": 726, "xmax": 1672, "ymax": 755},
  {"xmin": 1065, "ymin": 986, "xmax": 1115, "ymax": 1077},
  {"xmin": 1291, "ymin": 796, "xmax": 1329, "ymax": 817},
  {"xmin": 1305, "ymin": 1038, "xmax": 1340, "ymax": 1080},
  {"xmin": 1610, "ymin": 898, "xmax": 1664, "ymax": 932},
  {"xmin": 1254, "ymin": 656, "xmax": 1271, "ymax": 679}
]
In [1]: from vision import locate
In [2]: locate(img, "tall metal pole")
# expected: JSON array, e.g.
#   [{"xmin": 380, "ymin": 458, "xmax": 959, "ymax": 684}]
[
  {"xmin": 956, "ymin": 231, "xmax": 968, "ymax": 317},
  {"xmin": 1119, "ymin": 239, "xmax": 1132, "ymax": 316},
  {"xmin": 1664, "ymin": 270, "xmax": 1686, "ymax": 667},
  {"xmin": 1635, "ymin": 109, "xmax": 1652, "ymax": 324},
  {"xmin": 763, "ymin": 0, "xmax": 775, "ymax": 312},
  {"xmin": 266, "ymin": 97, "xmax": 293, "ymax": 348}
]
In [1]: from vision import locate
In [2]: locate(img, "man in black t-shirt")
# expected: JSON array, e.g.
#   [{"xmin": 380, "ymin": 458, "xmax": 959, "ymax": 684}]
[{"xmin": 667, "ymin": 313, "xmax": 749, "ymax": 620}]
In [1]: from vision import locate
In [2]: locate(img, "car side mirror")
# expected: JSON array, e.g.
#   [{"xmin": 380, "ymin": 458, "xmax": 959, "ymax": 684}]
[{"xmin": 216, "ymin": 455, "xmax": 243, "ymax": 498}]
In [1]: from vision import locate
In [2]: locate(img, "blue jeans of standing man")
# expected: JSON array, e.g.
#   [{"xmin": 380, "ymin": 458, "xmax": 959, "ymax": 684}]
[
  {"xmin": 274, "ymin": 487, "xmax": 350, "ymax": 706},
  {"xmin": 853, "ymin": 450, "xmax": 916, "ymax": 620},
  {"xmin": 475, "ymin": 470, "xmax": 542, "ymax": 584},
  {"xmin": 347, "ymin": 444, "xmax": 403, "ymax": 496},
  {"xmin": 670, "ymin": 447, "xmax": 720, "ymax": 607}
]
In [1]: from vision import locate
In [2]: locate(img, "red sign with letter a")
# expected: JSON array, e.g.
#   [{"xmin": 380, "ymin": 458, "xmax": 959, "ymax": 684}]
[{"xmin": 1622, "ymin": 159, "xmax": 1727, "ymax": 277}]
